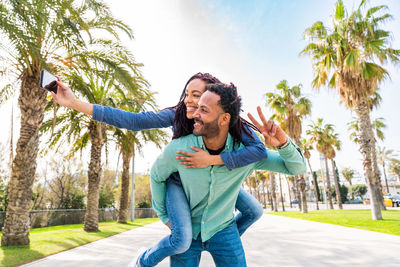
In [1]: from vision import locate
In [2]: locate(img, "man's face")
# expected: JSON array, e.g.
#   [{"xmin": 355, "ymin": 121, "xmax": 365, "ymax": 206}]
[{"xmin": 193, "ymin": 91, "xmax": 225, "ymax": 138}]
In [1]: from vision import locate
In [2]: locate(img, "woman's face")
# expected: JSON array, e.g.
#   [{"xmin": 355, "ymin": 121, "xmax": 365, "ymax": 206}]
[{"xmin": 184, "ymin": 78, "xmax": 207, "ymax": 119}]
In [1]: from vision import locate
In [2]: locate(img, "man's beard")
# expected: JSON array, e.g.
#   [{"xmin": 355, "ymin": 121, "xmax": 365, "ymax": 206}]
[{"xmin": 193, "ymin": 116, "xmax": 220, "ymax": 138}]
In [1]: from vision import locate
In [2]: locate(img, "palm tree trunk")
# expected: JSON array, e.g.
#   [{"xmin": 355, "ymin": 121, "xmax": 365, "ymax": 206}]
[
  {"xmin": 298, "ymin": 176, "xmax": 308, "ymax": 213},
  {"xmin": 371, "ymin": 143, "xmax": 386, "ymax": 210},
  {"xmin": 265, "ymin": 181, "xmax": 272, "ymax": 211},
  {"xmin": 278, "ymin": 174, "xmax": 285, "ymax": 211},
  {"xmin": 9, "ymin": 101, "xmax": 14, "ymax": 173},
  {"xmin": 286, "ymin": 177, "xmax": 292, "ymax": 208},
  {"xmin": 254, "ymin": 171, "xmax": 261, "ymax": 202},
  {"xmin": 382, "ymin": 162, "xmax": 389, "ymax": 193},
  {"xmin": 1, "ymin": 73, "xmax": 47, "ymax": 246},
  {"xmin": 330, "ymin": 159, "xmax": 343, "ymax": 209},
  {"xmin": 293, "ymin": 176, "xmax": 302, "ymax": 211},
  {"xmin": 354, "ymin": 99, "xmax": 382, "ymax": 220},
  {"xmin": 349, "ymin": 180, "xmax": 354, "ymax": 200},
  {"xmin": 118, "ymin": 150, "xmax": 132, "ymax": 223},
  {"xmin": 324, "ymin": 157, "xmax": 334, "ymax": 209},
  {"xmin": 269, "ymin": 172, "xmax": 278, "ymax": 212},
  {"xmin": 262, "ymin": 180, "xmax": 266, "ymax": 208},
  {"xmin": 84, "ymin": 121, "xmax": 106, "ymax": 231},
  {"xmin": 247, "ymin": 177, "xmax": 253, "ymax": 196},
  {"xmin": 307, "ymin": 158, "xmax": 319, "ymax": 210}
]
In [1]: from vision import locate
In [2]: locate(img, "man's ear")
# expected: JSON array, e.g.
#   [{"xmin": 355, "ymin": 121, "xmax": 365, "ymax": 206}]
[{"xmin": 220, "ymin": 113, "xmax": 231, "ymax": 127}]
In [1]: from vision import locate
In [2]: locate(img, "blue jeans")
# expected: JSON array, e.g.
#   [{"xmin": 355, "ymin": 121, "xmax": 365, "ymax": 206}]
[
  {"xmin": 140, "ymin": 176, "xmax": 262, "ymax": 266},
  {"xmin": 170, "ymin": 221, "xmax": 246, "ymax": 267},
  {"xmin": 140, "ymin": 179, "xmax": 192, "ymax": 267},
  {"xmin": 235, "ymin": 187, "xmax": 264, "ymax": 236}
]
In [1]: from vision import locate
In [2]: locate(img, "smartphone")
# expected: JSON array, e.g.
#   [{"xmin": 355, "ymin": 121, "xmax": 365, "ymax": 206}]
[{"xmin": 40, "ymin": 69, "xmax": 58, "ymax": 94}]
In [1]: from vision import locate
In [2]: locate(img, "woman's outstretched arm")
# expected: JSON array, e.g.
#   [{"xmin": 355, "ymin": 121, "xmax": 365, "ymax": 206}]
[{"xmin": 52, "ymin": 80, "xmax": 175, "ymax": 131}]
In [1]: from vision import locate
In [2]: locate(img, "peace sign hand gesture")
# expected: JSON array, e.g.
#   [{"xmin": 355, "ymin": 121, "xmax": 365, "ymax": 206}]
[{"xmin": 247, "ymin": 106, "xmax": 288, "ymax": 148}]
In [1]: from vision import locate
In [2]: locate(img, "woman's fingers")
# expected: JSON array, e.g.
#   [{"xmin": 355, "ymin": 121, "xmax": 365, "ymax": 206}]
[
  {"xmin": 176, "ymin": 156, "xmax": 191, "ymax": 161},
  {"xmin": 56, "ymin": 80, "xmax": 67, "ymax": 90},
  {"xmin": 190, "ymin": 146, "xmax": 203, "ymax": 152},
  {"xmin": 176, "ymin": 151, "xmax": 193, "ymax": 157}
]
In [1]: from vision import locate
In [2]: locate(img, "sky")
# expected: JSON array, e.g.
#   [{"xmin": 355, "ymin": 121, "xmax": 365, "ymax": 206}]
[{"xmin": 1, "ymin": 0, "xmax": 399, "ymax": 182}]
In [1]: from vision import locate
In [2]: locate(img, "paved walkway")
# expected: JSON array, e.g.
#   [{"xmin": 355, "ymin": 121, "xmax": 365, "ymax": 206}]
[{"xmin": 23, "ymin": 214, "xmax": 400, "ymax": 267}]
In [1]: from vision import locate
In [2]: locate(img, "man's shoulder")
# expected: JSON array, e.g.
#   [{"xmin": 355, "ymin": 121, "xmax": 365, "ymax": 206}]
[
  {"xmin": 170, "ymin": 134, "xmax": 197, "ymax": 144},
  {"xmin": 166, "ymin": 134, "xmax": 198, "ymax": 150}
]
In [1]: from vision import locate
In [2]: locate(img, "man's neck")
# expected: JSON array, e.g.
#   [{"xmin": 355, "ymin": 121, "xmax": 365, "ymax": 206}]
[{"xmin": 202, "ymin": 132, "xmax": 228, "ymax": 151}]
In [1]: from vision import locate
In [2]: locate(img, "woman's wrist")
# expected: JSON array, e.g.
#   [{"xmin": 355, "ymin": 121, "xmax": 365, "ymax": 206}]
[
  {"xmin": 71, "ymin": 99, "xmax": 93, "ymax": 116},
  {"xmin": 210, "ymin": 155, "xmax": 224, "ymax": 165}
]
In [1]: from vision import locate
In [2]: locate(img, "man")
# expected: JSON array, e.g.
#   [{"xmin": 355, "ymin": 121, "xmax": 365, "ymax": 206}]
[{"xmin": 150, "ymin": 83, "xmax": 306, "ymax": 266}]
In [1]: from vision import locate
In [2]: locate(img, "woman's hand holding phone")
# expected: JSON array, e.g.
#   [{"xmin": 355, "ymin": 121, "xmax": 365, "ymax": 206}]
[
  {"xmin": 51, "ymin": 78, "xmax": 94, "ymax": 116},
  {"xmin": 51, "ymin": 78, "xmax": 77, "ymax": 109}
]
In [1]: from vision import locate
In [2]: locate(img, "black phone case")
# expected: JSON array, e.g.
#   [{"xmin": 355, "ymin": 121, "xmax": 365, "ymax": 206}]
[{"xmin": 40, "ymin": 70, "xmax": 58, "ymax": 94}]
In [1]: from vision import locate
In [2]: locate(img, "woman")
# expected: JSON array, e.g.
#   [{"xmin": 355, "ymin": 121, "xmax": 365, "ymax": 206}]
[{"xmin": 53, "ymin": 72, "xmax": 266, "ymax": 267}]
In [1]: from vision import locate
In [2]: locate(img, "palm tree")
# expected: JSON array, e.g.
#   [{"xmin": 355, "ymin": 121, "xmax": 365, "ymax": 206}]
[
  {"xmin": 266, "ymin": 80, "xmax": 312, "ymax": 212},
  {"xmin": 253, "ymin": 171, "xmax": 261, "ymax": 202},
  {"xmin": 268, "ymin": 171, "xmax": 278, "ymax": 212},
  {"xmin": 113, "ymin": 93, "xmax": 168, "ymax": 223},
  {"xmin": 307, "ymin": 118, "xmax": 335, "ymax": 209},
  {"xmin": 347, "ymin": 116, "xmax": 387, "ymax": 209},
  {"xmin": 348, "ymin": 117, "xmax": 386, "ymax": 145},
  {"xmin": 347, "ymin": 117, "xmax": 386, "ymax": 210},
  {"xmin": 341, "ymin": 167, "xmax": 355, "ymax": 186},
  {"xmin": 257, "ymin": 171, "xmax": 268, "ymax": 208},
  {"xmin": 42, "ymin": 41, "xmax": 146, "ymax": 231},
  {"xmin": 286, "ymin": 176, "xmax": 294, "ymax": 208},
  {"xmin": 301, "ymin": 0, "xmax": 400, "ymax": 220},
  {"xmin": 114, "ymin": 128, "xmax": 167, "ymax": 223},
  {"xmin": 342, "ymin": 167, "xmax": 355, "ymax": 199},
  {"xmin": 0, "ymin": 0, "xmax": 132, "ymax": 246},
  {"xmin": 389, "ymin": 159, "xmax": 400, "ymax": 183},
  {"xmin": 245, "ymin": 177, "xmax": 252, "ymax": 196},
  {"xmin": 325, "ymin": 132, "xmax": 343, "ymax": 209},
  {"xmin": 277, "ymin": 174, "xmax": 285, "ymax": 211},
  {"xmin": 377, "ymin": 146, "xmax": 396, "ymax": 193},
  {"xmin": 300, "ymin": 138, "xmax": 319, "ymax": 210}
]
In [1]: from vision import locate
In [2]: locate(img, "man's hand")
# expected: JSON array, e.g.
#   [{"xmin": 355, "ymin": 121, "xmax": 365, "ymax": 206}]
[
  {"xmin": 176, "ymin": 146, "xmax": 221, "ymax": 168},
  {"xmin": 247, "ymin": 106, "xmax": 287, "ymax": 147}
]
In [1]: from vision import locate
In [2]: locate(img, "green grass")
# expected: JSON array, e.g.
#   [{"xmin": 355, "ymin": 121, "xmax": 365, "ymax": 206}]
[
  {"xmin": 0, "ymin": 218, "xmax": 159, "ymax": 267},
  {"xmin": 268, "ymin": 209, "xmax": 400, "ymax": 236}
]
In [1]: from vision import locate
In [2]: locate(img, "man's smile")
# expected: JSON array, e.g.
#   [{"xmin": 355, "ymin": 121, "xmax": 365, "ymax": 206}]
[{"xmin": 194, "ymin": 119, "xmax": 203, "ymax": 128}]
